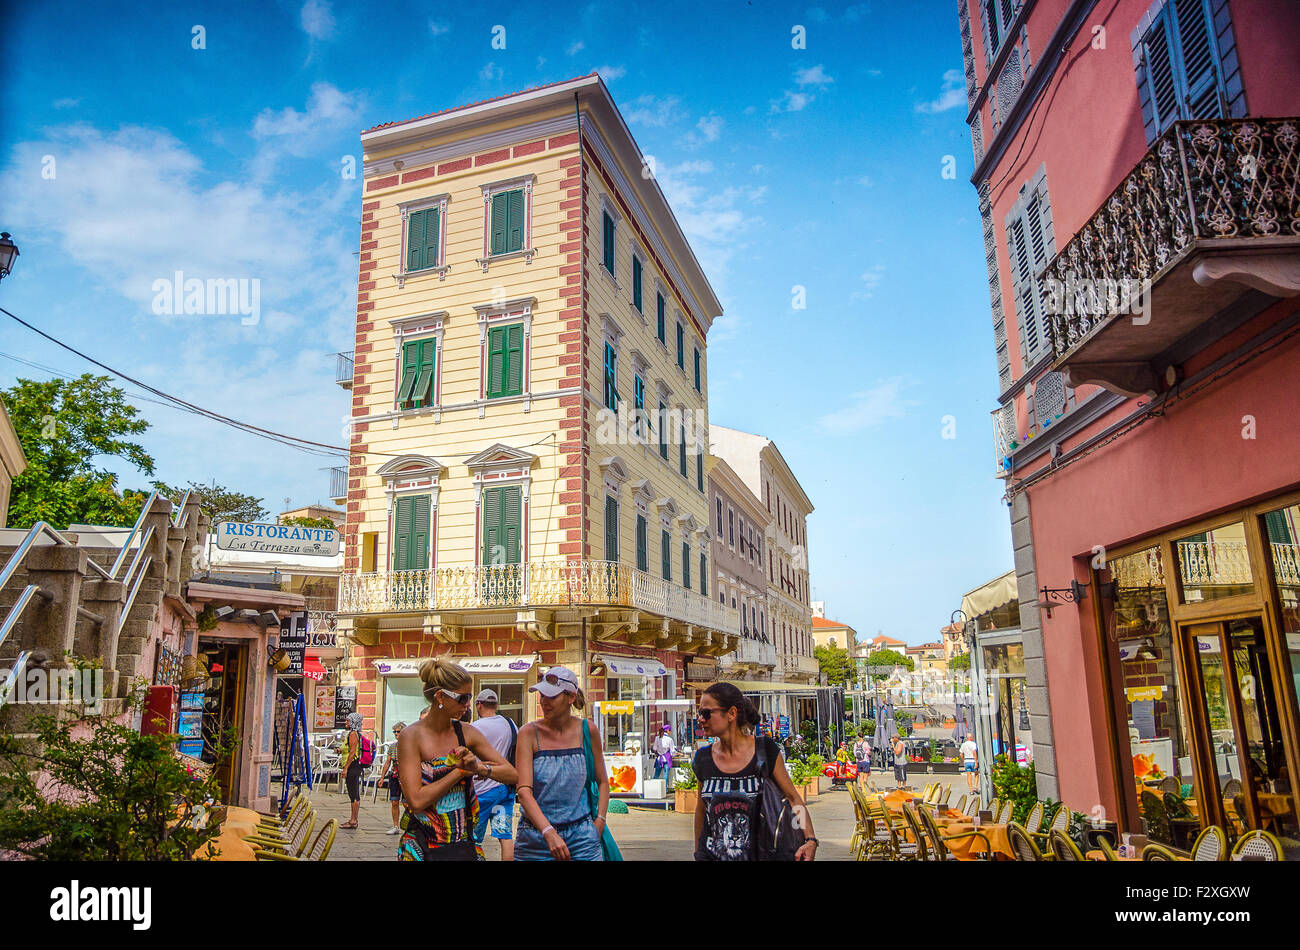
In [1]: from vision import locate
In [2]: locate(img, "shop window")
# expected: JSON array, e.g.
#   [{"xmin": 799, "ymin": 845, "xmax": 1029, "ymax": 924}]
[
  {"xmin": 383, "ymin": 676, "xmax": 428, "ymax": 738},
  {"xmin": 1174, "ymin": 521, "xmax": 1253, "ymax": 604},
  {"xmin": 477, "ymin": 679, "xmax": 525, "ymax": 728}
]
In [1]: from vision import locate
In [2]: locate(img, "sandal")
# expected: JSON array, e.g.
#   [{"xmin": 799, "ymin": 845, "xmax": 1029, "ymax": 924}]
[{"xmin": 341, "ymin": 821, "xmax": 358, "ymax": 829}]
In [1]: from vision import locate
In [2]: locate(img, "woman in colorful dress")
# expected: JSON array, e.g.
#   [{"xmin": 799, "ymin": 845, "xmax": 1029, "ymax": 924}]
[
  {"xmin": 395, "ymin": 658, "xmax": 517, "ymax": 861},
  {"xmin": 513, "ymin": 666, "xmax": 608, "ymax": 861}
]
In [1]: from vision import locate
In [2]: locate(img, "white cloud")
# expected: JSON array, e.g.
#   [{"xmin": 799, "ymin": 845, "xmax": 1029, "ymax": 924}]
[
  {"xmin": 53, "ymin": 97, "xmax": 81, "ymax": 110},
  {"xmin": 299, "ymin": 0, "xmax": 335, "ymax": 40},
  {"xmin": 771, "ymin": 64, "xmax": 834, "ymax": 114},
  {"xmin": 795, "ymin": 64, "xmax": 834, "ymax": 87},
  {"xmin": 250, "ymin": 82, "xmax": 362, "ymax": 180},
  {"xmin": 770, "ymin": 90, "xmax": 812, "ymax": 114},
  {"xmin": 625, "ymin": 94, "xmax": 683, "ymax": 127},
  {"xmin": 595, "ymin": 64, "xmax": 626, "ymax": 81},
  {"xmin": 428, "ymin": 19, "xmax": 449, "ymax": 36},
  {"xmin": 567, "ymin": 40, "xmax": 585, "ymax": 55},
  {"xmin": 916, "ymin": 69, "xmax": 967, "ymax": 114},
  {"xmin": 857, "ymin": 175, "xmax": 875, "ymax": 187},
  {"xmin": 480, "ymin": 62, "xmax": 504, "ymax": 81},
  {"xmin": 816, "ymin": 379, "xmax": 913, "ymax": 434},
  {"xmin": 682, "ymin": 114, "xmax": 724, "ymax": 149},
  {"xmin": 851, "ymin": 263, "xmax": 886, "ymax": 301}
]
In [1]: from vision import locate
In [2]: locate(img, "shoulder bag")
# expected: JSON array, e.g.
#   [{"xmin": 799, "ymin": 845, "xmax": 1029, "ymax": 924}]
[{"xmin": 580, "ymin": 718, "xmax": 623, "ymax": 861}]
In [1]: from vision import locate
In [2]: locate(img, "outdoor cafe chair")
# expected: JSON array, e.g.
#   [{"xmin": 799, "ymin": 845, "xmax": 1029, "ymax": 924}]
[
  {"xmin": 246, "ymin": 810, "xmax": 316, "ymax": 858},
  {"xmin": 1230, "ymin": 830, "xmax": 1283, "ymax": 861},
  {"xmin": 938, "ymin": 785, "xmax": 952, "ymax": 806},
  {"xmin": 1222, "ymin": 778, "xmax": 1242, "ymax": 799},
  {"xmin": 1189, "ymin": 824, "xmax": 1228, "ymax": 861},
  {"xmin": 996, "ymin": 800, "xmax": 1014, "ymax": 824},
  {"xmin": 251, "ymin": 799, "xmax": 313, "ymax": 845},
  {"xmin": 257, "ymin": 793, "xmax": 308, "ymax": 832},
  {"xmin": 1096, "ymin": 836, "xmax": 1119, "ymax": 861},
  {"xmin": 862, "ymin": 802, "xmax": 899, "ymax": 861},
  {"xmin": 988, "ymin": 796, "xmax": 1000, "ymax": 816},
  {"xmin": 965, "ymin": 795, "xmax": 981, "ymax": 818},
  {"xmin": 878, "ymin": 805, "xmax": 919, "ymax": 861},
  {"xmin": 366, "ymin": 751, "xmax": 390, "ymax": 803},
  {"xmin": 1141, "ymin": 842, "xmax": 1184, "ymax": 861},
  {"xmin": 1030, "ymin": 803, "xmax": 1069, "ymax": 855},
  {"xmin": 918, "ymin": 802, "xmax": 991, "ymax": 861},
  {"xmin": 257, "ymin": 819, "xmax": 338, "ymax": 862},
  {"xmin": 1159, "ymin": 776, "xmax": 1180, "ymax": 796},
  {"xmin": 1024, "ymin": 801, "xmax": 1045, "ymax": 836},
  {"xmin": 1050, "ymin": 829, "xmax": 1085, "ymax": 861},
  {"xmin": 901, "ymin": 805, "xmax": 934, "ymax": 861},
  {"xmin": 953, "ymin": 794, "xmax": 966, "ymax": 814},
  {"xmin": 1006, "ymin": 821, "xmax": 1044, "ymax": 861}
]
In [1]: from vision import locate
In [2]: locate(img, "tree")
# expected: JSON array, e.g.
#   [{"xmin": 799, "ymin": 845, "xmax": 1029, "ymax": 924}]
[
  {"xmin": 154, "ymin": 479, "xmax": 268, "ymax": 524},
  {"xmin": 866, "ymin": 648, "xmax": 915, "ymax": 674},
  {"xmin": 281, "ymin": 515, "xmax": 339, "ymax": 530},
  {"xmin": 3, "ymin": 375, "xmax": 155, "ymax": 529},
  {"xmin": 814, "ymin": 644, "xmax": 852, "ymax": 686},
  {"xmin": 949, "ymin": 652, "xmax": 971, "ymax": 671}
]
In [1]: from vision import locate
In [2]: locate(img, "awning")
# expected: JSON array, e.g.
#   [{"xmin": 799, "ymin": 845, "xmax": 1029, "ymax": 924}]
[
  {"xmin": 595, "ymin": 654, "xmax": 667, "ymax": 677},
  {"xmin": 303, "ymin": 658, "xmax": 327, "ymax": 682},
  {"xmin": 960, "ymin": 569, "xmax": 1017, "ymax": 621},
  {"xmin": 371, "ymin": 654, "xmax": 537, "ymax": 676},
  {"xmin": 684, "ymin": 680, "xmax": 824, "ymax": 693}
]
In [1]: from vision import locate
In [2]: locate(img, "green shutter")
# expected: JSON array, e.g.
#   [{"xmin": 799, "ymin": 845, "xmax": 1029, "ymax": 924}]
[
  {"xmin": 694, "ymin": 348, "xmax": 701, "ymax": 391},
  {"xmin": 697, "ymin": 450, "xmax": 703, "ymax": 492},
  {"xmin": 1263, "ymin": 510, "xmax": 1293, "ymax": 545},
  {"xmin": 661, "ymin": 529, "xmax": 671, "ymax": 580},
  {"xmin": 676, "ymin": 323, "xmax": 684, "ymax": 367},
  {"xmin": 683, "ymin": 542, "xmax": 691, "ymax": 590},
  {"xmin": 482, "ymin": 487, "xmax": 501, "ymax": 564},
  {"xmin": 393, "ymin": 495, "xmax": 430, "ymax": 570},
  {"xmin": 407, "ymin": 211, "xmax": 426, "ymax": 272},
  {"xmin": 505, "ymin": 323, "xmax": 523, "ymax": 396},
  {"xmin": 636, "ymin": 515, "xmax": 647, "ymax": 571},
  {"xmin": 502, "ymin": 485, "xmax": 521, "ymax": 564},
  {"xmin": 605, "ymin": 496, "xmax": 619, "ymax": 562},
  {"xmin": 657, "ymin": 294, "xmax": 665, "ymax": 342},
  {"xmin": 604, "ymin": 343, "xmax": 617, "ymax": 410},
  {"xmin": 700, "ymin": 553, "xmax": 707, "ymax": 596},
  {"xmin": 603, "ymin": 212, "xmax": 616, "ymax": 274},
  {"xmin": 505, "ymin": 189, "xmax": 525, "ymax": 252},
  {"xmin": 393, "ymin": 496, "xmax": 413, "ymax": 570},
  {"xmin": 679, "ymin": 423, "xmax": 687, "ymax": 477},
  {"xmin": 658, "ymin": 403, "xmax": 668, "ymax": 459},
  {"xmin": 487, "ymin": 326, "xmax": 506, "ymax": 397},
  {"xmin": 632, "ymin": 257, "xmax": 642, "ymax": 311},
  {"xmin": 409, "ymin": 338, "xmax": 435, "ymax": 407},
  {"xmin": 398, "ymin": 341, "xmax": 421, "ymax": 404},
  {"xmin": 491, "ymin": 193, "xmax": 508, "ymax": 255},
  {"xmin": 482, "ymin": 486, "xmax": 522, "ymax": 565},
  {"xmin": 423, "ymin": 208, "xmax": 440, "ymax": 268}
]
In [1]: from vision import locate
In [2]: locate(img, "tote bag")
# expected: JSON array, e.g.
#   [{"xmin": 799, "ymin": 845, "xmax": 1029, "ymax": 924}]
[{"xmin": 581, "ymin": 719, "xmax": 624, "ymax": 861}]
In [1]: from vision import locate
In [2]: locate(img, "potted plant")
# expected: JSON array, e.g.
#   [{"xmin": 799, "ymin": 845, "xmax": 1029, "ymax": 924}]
[
  {"xmin": 804, "ymin": 754, "xmax": 826, "ymax": 796},
  {"xmin": 673, "ymin": 763, "xmax": 698, "ymax": 814}
]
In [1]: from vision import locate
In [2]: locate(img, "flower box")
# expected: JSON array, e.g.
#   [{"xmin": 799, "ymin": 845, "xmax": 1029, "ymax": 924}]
[{"xmin": 674, "ymin": 788, "xmax": 699, "ymax": 814}]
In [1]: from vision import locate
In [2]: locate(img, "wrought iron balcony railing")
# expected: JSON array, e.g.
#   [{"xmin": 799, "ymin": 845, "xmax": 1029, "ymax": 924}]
[
  {"xmin": 1045, "ymin": 118, "xmax": 1300, "ymax": 367},
  {"xmin": 338, "ymin": 560, "xmax": 742, "ymax": 637},
  {"xmin": 335, "ymin": 351, "xmax": 354, "ymax": 388},
  {"xmin": 329, "ymin": 466, "xmax": 347, "ymax": 503},
  {"xmin": 725, "ymin": 637, "xmax": 777, "ymax": 668}
]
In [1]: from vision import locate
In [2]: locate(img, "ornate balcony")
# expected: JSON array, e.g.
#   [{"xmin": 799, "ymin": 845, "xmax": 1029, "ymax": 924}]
[
  {"xmin": 723, "ymin": 636, "xmax": 777, "ymax": 670},
  {"xmin": 337, "ymin": 559, "xmax": 741, "ymax": 647},
  {"xmin": 1044, "ymin": 118, "xmax": 1300, "ymax": 396}
]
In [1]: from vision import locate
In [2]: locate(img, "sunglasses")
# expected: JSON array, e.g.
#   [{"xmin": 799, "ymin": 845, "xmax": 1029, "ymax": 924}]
[
  {"xmin": 541, "ymin": 673, "xmax": 575, "ymax": 690},
  {"xmin": 697, "ymin": 706, "xmax": 730, "ymax": 720},
  {"xmin": 439, "ymin": 689, "xmax": 471, "ymax": 705}
]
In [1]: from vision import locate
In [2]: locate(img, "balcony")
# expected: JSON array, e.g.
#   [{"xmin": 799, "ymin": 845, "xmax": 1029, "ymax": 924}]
[
  {"xmin": 328, "ymin": 466, "xmax": 347, "ymax": 505},
  {"xmin": 1043, "ymin": 118, "xmax": 1300, "ymax": 397},
  {"xmin": 335, "ymin": 351, "xmax": 354, "ymax": 389},
  {"xmin": 723, "ymin": 636, "xmax": 777, "ymax": 669},
  {"xmin": 337, "ymin": 559, "xmax": 742, "ymax": 647},
  {"xmin": 779, "ymin": 653, "xmax": 820, "ymax": 679}
]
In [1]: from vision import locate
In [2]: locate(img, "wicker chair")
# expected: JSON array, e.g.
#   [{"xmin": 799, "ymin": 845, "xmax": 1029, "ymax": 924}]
[
  {"xmin": 880, "ymin": 805, "xmax": 920, "ymax": 861},
  {"xmin": 1141, "ymin": 842, "xmax": 1185, "ymax": 861},
  {"xmin": 1030, "ymin": 804, "xmax": 1069, "ymax": 854},
  {"xmin": 988, "ymin": 796, "xmax": 1001, "ymax": 817},
  {"xmin": 965, "ymin": 795, "xmax": 981, "ymax": 818},
  {"xmin": 1050, "ymin": 828, "xmax": 1085, "ymax": 861},
  {"xmin": 1096, "ymin": 836, "xmax": 1119, "ymax": 861},
  {"xmin": 937, "ymin": 785, "xmax": 952, "ymax": 807},
  {"xmin": 255, "ymin": 795, "xmax": 310, "ymax": 834},
  {"xmin": 862, "ymin": 799, "xmax": 905, "ymax": 860},
  {"xmin": 1189, "ymin": 825, "xmax": 1228, "ymax": 862},
  {"xmin": 1230, "ymin": 829, "xmax": 1283, "ymax": 861},
  {"xmin": 1139, "ymin": 790, "xmax": 1173, "ymax": 844},
  {"xmin": 918, "ymin": 803, "xmax": 991, "ymax": 861},
  {"xmin": 1159, "ymin": 776, "xmax": 1180, "ymax": 796},
  {"xmin": 246, "ymin": 810, "xmax": 316, "ymax": 857},
  {"xmin": 256, "ymin": 819, "xmax": 338, "ymax": 861},
  {"xmin": 902, "ymin": 805, "xmax": 934, "ymax": 861},
  {"xmin": 1222, "ymin": 778, "xmax": 1242, "ymax": 799},
  {"xmin": 1006, "ymin": 821, "xmax": 1044, "ymax": 861},
  {"xmin": 996, "ymin": 800, "xmax": 1014, "ymax": 824},
  {"xmin": 954, "ymin": 794, "xmax": 967, "ymax": 815},
  {"xmin": 1024, "ymin": 801, "xmax": 1045, "ymax": 835}
]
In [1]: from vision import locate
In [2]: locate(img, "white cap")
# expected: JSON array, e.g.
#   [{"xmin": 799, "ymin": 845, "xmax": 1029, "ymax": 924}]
[
  {"xmin": 529, "ymin": 666, "xmax": 579, "ymax": 697},
  {"xmin": 475, "ymin": 688, "xmax": 499, "ymax": 704}
]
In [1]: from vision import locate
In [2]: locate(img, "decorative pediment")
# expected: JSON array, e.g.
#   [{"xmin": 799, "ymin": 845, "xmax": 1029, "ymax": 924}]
[
  {"xmin": 600, "ymin": 312, "xmax": 624, "ymax": 348},
  {"xmin": 677, "ymin": 512, "xmax": 701, "ymax": 536},
  {"xmin": 629, "ymin": 348, "xmax": 650, "ymax": 375},
  {"xmin": 599, "ymin": 455, "xmax": 631, "ymax": 493},
  {"xmin": 654, "ymin": 497, "xmax": 679, "ymax": 525},
  {"xmin": 464, "ymin": 443, "xmax": 539, "ymax": 473},
  {"xmin": 376, "ymin": 455, "xmax": 446, "ymax": 481}
]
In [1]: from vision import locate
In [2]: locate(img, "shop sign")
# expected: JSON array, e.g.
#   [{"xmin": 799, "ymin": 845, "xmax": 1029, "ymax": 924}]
[
  {"xmin": 277, "ymin": 612, "xmax": 307, "ymax": 675},
  {"xmin": 685, "ymin": 659, "xmax": 717, "ymax": 681},
  {"xmin": 215, "ymin": 521, "xmax": 340, "ymax": 556},
  {"xmin": 606, "ymin": 751, "xmax": 642, "ymax": 796},
  {"xmin": 602, "ymin": 700, "xmax": 635, "ymax": 715},
  {"xmin": 1126, "ymin": 685, "xmax": 1164, "ymax": 701},
  {"xmin": 334, "ymin": 686, "xmax": 357, "ymax": 729},
  {"xmin": 372, "ymin": 655, "xmax": 536, "ymax": 676},
  {"xmin": 778, "ymin": 714, "xmax": 790, "ymax": 738},
  {"xmin": 314, "ymin": 686, "xmax": 336, "ymax": 731}
]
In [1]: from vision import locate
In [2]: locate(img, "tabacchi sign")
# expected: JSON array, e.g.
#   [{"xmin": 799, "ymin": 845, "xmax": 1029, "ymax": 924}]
[{"xmin": 215, "ymin": 521, "xmax": 340, "ymax": 556}]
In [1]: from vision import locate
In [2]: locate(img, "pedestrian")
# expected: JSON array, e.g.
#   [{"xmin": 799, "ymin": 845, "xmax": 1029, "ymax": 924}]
[
  {"xmin": 340, "ymin": 712, "xmax": 366, "ymax": 829},
  {"xmin": 395, "ymin": 658, "xmax": 517, "ymax": 861},
  {"xmin": 836, "ymin": 742, "xmax": 850, "ymax": 765},
  {"xmin": 651, "ymin": 724, "xmax": 676, "ymax": 780},
  {"xmin": 383, "ymin": 721, "xmax": 406, "ymax": 834},
  {"xmin": 892, "ymin": 733, "xmax": 908, "ymax": 791},
  {"xmin": 960, "ymin": 732, "xmax": 979, "ymax": 793},
  {"xmin": 853, "ymin": 732, "xmax": 872, "ymax": 789},
  {"xmin": 470, "ymin": 688, "xmax": 519, "ymax": 861},
  {"xmin": 692, "ymin": 683, "xmax": 818, "ymax": 861},
  {"xmin": 513, "ymin": 666, "xmax": 608, "ymax": 861}
]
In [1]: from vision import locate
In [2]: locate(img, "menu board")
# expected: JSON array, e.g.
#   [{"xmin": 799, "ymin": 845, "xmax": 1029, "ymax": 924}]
[
  {"xmin": 314, "ymin": 686, "xmax": 337, "ymax": 731},
  {"xmin": 278, "ymin": 612, "xmax": 307, "ymax": 675},
  {"xmin": 334, "ymin": 686, "xmax": 357, "ymax": 729}
]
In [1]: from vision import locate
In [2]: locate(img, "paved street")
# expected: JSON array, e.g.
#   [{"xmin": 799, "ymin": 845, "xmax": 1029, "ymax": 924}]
[{"xmin": 301, "ymin": 772, "xmax": 976, "ymax": 861}]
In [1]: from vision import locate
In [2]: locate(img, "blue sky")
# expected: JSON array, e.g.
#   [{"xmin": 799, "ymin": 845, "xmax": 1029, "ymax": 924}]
[{"xmin": 3, "ymin": 0, "xmax": 1010, "ymax": 643}]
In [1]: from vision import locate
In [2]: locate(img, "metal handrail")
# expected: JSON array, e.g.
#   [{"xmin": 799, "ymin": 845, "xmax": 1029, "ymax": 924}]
[
  {"xmin": 0, "ymin": 650, "xmax": 32, "ymax": 706},
  {"xmin": 118, "ymin": 555, "xmax": 154, "ymax": 635},
  {"xmin": 0, "ymin": 585, "xmax": 44, "ymax": 652}
]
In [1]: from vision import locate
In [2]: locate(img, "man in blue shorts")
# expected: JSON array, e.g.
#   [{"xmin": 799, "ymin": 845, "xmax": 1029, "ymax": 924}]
[
  {"xmin": 960, "ymin": 732, "xmax": 978, "ymax": 793},
  {"xmin": 470, "ymin": 689, "xmax": 518, "ymax": 860}
]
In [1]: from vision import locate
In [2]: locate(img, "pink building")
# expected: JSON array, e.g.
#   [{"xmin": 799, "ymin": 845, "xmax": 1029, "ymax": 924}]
[{"xmin": 959, "ymin": 0, "xmax": 1300, "ymax": 850}]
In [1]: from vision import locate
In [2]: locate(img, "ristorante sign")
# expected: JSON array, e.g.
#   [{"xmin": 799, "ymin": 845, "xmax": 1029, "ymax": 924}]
[{"xmin": 215, "ymin": 521, "xmax": 340, "ymax": 556}]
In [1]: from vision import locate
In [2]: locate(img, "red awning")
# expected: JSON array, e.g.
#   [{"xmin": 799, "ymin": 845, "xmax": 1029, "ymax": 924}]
[{"xmin": 303, "ymin": 658, "xmax": 327, "ymax": 682}]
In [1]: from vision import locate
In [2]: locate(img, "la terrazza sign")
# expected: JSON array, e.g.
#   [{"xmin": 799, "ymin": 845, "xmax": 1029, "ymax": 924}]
[{"xmin": 215, "ymin": 521, "xmax": 340, "ymax": 556}]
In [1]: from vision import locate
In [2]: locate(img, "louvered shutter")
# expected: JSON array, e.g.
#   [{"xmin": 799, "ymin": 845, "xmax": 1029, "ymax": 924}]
[
  {"xmin": 503, "ymin": 486, "xmax": 521, "ymax": 564},
  {"xmin": 487, "ymin": 326, "xmax": 507, "ymax": 397},
  {"xmin": 683, "ymin": 542, "xmax": 691, "ymax": 590},
  {"xmin": 632, "ymin": 257, "xmax": 642, "ymax": 311},
  {"xmin": 699, "ymin": 553, "xmax": 707, "ymax": 596},
  {"xmin": 657, "ymin": 294, "xmax": 665, "ymax": 342},
  {"xmin": 407, "ymin": 211, "xmax": 426, "ymax": 272},
  {"xmin": 1173, "ymin": 0, "xmax": 1222, "ymax": 119},
  {"xmin": 505, "ymin": 324, "xmax": 523, "ymax": 395},
  {"xmin": 1263, "ymin": 510, "xmax": 1293, "ymax": 545},
  {"xmin": 411, "ymin": 338, "xmax": 435, "ymax": 407},
  {"xmin": 504, "ymin": 189, "xmax": 524, "ymax": 252},
  {"xmin": 393, "ymin": 496, "xmax": 413, "ymax": 570},
  {"xmin": 482, "ymin": 487, "xmax": 501, "ymax": 564},
  {"xmin": 676, "ymin": 323, "xmax": 684, "ymax": 367},
  {"xmin": 398, "ymin": 341, "xmax": 421, "ymax": 404},
  {"xmin": 603, "ymin": 213, "xmax": 615, "ymax": 274},
  {"xmin": 636, "ymin": 515, "xmax": 648, "ymax": 571},
  {"xmin": 661, "ymin": 529, "xmax": 671, "ymax": 580},
  {"xmin": 694, "ymin": 348, "xmax": 701, "ymax": 391},
  {"xmin": 423, "ymin": 208, "xmax": 440, "ymax": 269},
  {"xmin": 679, "ymin": 423, "xmax": 687, "ymax": 476},
  {"xmin": 605, "ymin": 497, "xmax": 619, "ymax": 561},
  {"xmin": 490, "ymin": 193, "xmax": 508, "ymax": 255},
  {"xmin": 1144, "ymin": 11, "xmax": 1181, "ymax": 133},
  {"xmin": 658, "ymin": 402, "xmax": 668, "ymax": 458},
  {"xmin": 696, "ymin": 450, "xmax": 703, "ymax": 492},
  {"xmin": 409, "ymin": 495, "xmax": 430, "ymax": 570}
]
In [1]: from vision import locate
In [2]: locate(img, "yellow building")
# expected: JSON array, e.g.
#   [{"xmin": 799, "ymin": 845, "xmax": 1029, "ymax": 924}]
[{"xmin": 336, "ymin": 75, "xmax": 738, "ymax": 736}]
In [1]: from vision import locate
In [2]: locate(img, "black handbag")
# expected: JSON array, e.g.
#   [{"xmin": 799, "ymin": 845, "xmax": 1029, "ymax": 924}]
[{"xmin": 752, "ymin": 739, "xmax": 806, "ymax": 861}]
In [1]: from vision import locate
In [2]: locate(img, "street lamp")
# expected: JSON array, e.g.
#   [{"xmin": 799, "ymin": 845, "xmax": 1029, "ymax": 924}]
[{"xmin": 0, "ymin": 233, "xmax": 18, "ymax": 282}]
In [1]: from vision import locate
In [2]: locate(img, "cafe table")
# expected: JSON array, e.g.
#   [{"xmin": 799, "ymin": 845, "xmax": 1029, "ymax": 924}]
[{"xmin": 942, "ymin": 820, "xmax": 1015, "ymax": 860}]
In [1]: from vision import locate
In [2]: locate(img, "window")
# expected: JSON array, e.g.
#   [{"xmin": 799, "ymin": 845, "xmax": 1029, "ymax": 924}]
[
  {"xmin": 603, "ymin": 342, "xmax": 619, "ymax": 411},
  {"xmin": 632, "ymin": 256, "xmax": 643, "ymax": 311},
  {"xmin": 636, "ymin": 514, "xmax": 648, "ymax": 571},
  {"xmin": 485, "ymin": 323, "xmax": 524, "ymax": 398},
  {"xmin": 656, "ymin": 294, "xmax": 666, "ymax": 344},
  {"xmin": 700, "ymin": 553, "xmax": 707, "ymax": 596},
  {"xmin": 676, "ymin": 322, "xmax": 684, "ymax": 369},
  {"xmin": 392, "ymin": 494, "xmax": 431, "ymax": 570},
  {"xmin": 678, "ymin": 421, "xmax": 687, "ymax": 477},
  {"xmin": 406, "ymin": 208, "xmax": 440, "ymax": 273},
  {"xmin": 981, "ymin": 0, "xmax": 1016, "ymax": 61},
  {"xmin": 739, "ymin": 516, "xmax": 746, "ymax": 556},
  {"xmin": 661, "ymin": 529, "xmax": 671, "ymax": 581},
  {"xmin": 1005, "ymin": 172, "xmax": 1055, "ymax": 368},
  {"xmin": 696, "ymin": 449, "xmax": 703, "ymax": 493},
  {"xmin": 397, "ymin": 338, "xmax": 435, "ymax": 409},
  {"xmin": 683, "ymin": 542, "xmax": 691, "ymax": 590},
  {"xmin": 1137, "ymin": 0, "xmax": 1229, "ymax": 140},
  {"xmin": 633, "ymin": 375, "xmax": 645, "ymax": 438},
  {"xmin": 728, "ymin": 509, "xmax": 734, "ymax": 547},
  {"xmin": 658, "ymin": 402, "xmax": 668, "ymax": 459},
  {"xmin": 604, "ymin": 496, "xmax": 619, "ymax": 562},
  {"xmin": 716, "ymin": 498, "xmax": 723, "ymax": 534},
  {"xmin": 481, "ymin": 485, "xmax": 521, "ymax": 565},
  {"xmin": 490, "ymin": 189, "xmax": 525, "ymax": 255},
  {"xmin": 693, "ymin": 348, "xmax": 701, "ymax": 391},
  {"xmin": 602, "ymin": 211, "xmax": 616, "ymax": 276}
]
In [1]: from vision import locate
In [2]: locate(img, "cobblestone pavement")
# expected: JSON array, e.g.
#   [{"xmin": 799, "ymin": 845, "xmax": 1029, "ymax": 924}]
[{"xmin": 297, "ymin": 771, "xmax": 976, "ymax": 861}]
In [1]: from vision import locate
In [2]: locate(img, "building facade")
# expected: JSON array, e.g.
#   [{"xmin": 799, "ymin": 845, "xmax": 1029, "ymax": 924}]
[
  {"xmin": 811, "ymin": 614, "xmax": 857, "ymax": 653},
  {"xmin": 336, "ymin": 75, "xmax": 740, "ymax": 739},
  {"xmin": 958, "ymin": 0, "xmax": 1300, "ymax": 846},
  {"xmin": 711, "ymin": 425, "xmax": 817, "ymax": 685},
  {"xmin": 709, "ymin": 456, "xmax": 777, "ymax": 678}
]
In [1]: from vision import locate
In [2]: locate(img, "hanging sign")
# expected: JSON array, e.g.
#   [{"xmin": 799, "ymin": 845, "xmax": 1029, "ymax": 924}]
[
  {"xmin": 602, "ymin": 700, "xmax": 635, "ymax": 715},
  {"xmin": 1126, "ymin": 685, "xmax": 1165, "ymax": 702},
  {"xmin": 215, "ymin": 521, "xmax": 340, "ymax": 556},
  {"xmin": 277, "ymin": 613, "xmax": 307, "ymax": 676}
]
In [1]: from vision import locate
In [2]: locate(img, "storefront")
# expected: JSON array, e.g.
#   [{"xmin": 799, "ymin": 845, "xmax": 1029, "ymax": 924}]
[
  {"xmin": 1097, "ymin": 496, "xmax": 1300, "ymax": 848},
  {"xmin": 371, "ymin": 653, "xmax": 540, "ymax": 737}
]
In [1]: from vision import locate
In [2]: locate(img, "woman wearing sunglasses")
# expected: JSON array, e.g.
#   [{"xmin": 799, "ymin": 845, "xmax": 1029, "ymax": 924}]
[
  {"xmin": 693, "ymin": 683, "xmax": 818, "ymax": 861},
  {"xmin": 513, "ymin": 666, "xmax": 608, "ymax": 861},
  {"xmin": 396, "ymin": 658, "xmax": 517, "ymax": 861}
]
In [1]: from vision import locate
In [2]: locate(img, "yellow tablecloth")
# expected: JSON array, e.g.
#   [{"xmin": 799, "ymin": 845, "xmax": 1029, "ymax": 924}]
[
  {"xmin": 1086, "ymin": 849, "xmax": 1140, "ymax": 861},
  {"xmin": 942, "ymin": 820, "xmax": 1015, "ymax": 860}
]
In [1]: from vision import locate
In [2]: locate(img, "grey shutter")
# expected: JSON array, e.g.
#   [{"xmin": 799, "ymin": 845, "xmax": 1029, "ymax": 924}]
[
  {"xmin": 1144, "ymin": 11, "xmax": 1181, "ymax": 134},
  {"xmin": 1173, "ymin": 0, "xmax": 1223, "ymax": 119}
]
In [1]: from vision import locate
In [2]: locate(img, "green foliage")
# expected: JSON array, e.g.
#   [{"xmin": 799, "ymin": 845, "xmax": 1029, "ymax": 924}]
[
  {"xmin": 3, "ymin": 375, "xmax": 155, "ymax": 529},
  {"xmin": 154, "ymin": 479, "xmax": 267, "ymax": 525},
  {"xmin": 843, "ymin": 721, "xmax": 857, "ymax": 739},
  {"xmin": 893, "ymin": 711, "xmax": 914, "ymax": 735},
  {"xmin": 799, "ymin": 719, "xmax": 817, "ymax": 746},
  {"xmin": 0, "ymin": 705, "xmax": 230, "ymax": 860},
  {"xmin": 281, "ymin": 515, "xmax": 338, "ymax": 530},
  {"xmin": 673, "ymin": 762, "xmax": 697, "ymax": 790},
  {"xmin": 863, "ymin": 718, "xmax": 876, "ymax": 736},
  {"xmin": 948, "ymin": 651, "xmax": 970, "ymax": 670},
  {"xmin": 929, "ymin": 739, "xmax": 943, "ymax": 763},
  {"xmin": 866, "ymin": 648, "xmax": 914, "ymax": 673},
  {"xmin": 991, "ymin": 753, "xmax": 1038, "ymax": 824},
  {"xmin": 813, "ymin": 644, "xmax": 852, "ymax": 686},
  {"xmin": 789, "ymin": 753, "xmax": 826, "ymax": 786}
]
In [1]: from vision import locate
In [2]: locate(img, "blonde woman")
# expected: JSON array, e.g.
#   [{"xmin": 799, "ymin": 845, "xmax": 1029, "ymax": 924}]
[
  {"xmin": 513, "ymin": 666, "xmax": 609, "ymax": 861},
  {"xmin": 395, "ymin": 658, "xmax": 517, "ymax": 861}
]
